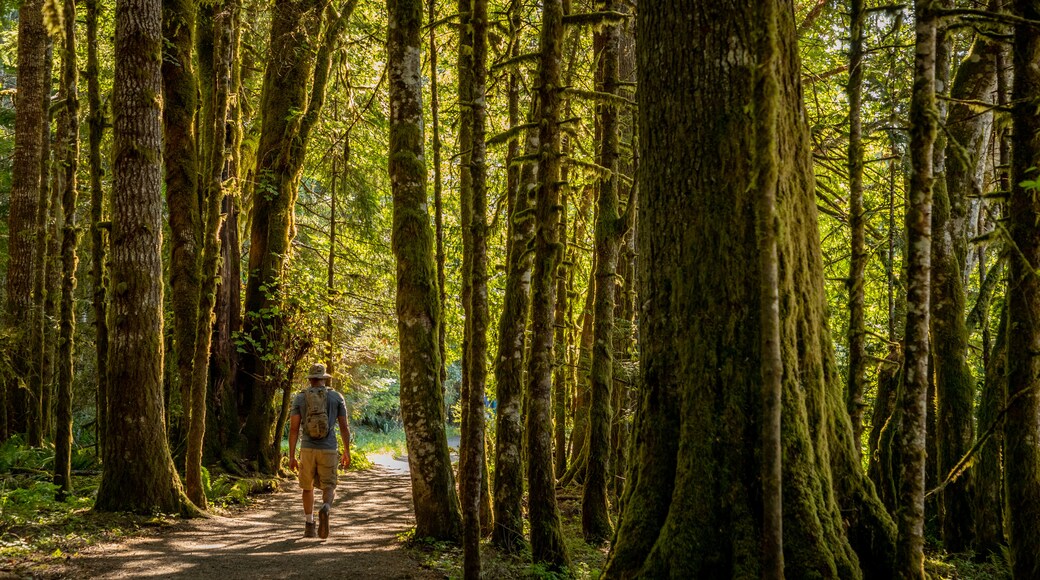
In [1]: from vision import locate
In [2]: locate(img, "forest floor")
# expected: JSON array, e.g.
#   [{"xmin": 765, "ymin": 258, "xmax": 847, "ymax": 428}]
[{"xmin": 36, "ymin": 467, "xmax": 441, "ymax": 580}]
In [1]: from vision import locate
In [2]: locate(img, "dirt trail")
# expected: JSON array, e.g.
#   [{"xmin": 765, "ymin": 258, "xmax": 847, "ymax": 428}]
[{"xmin": 52, "ymin": 468, "xmax": 440, "ymax": 579}]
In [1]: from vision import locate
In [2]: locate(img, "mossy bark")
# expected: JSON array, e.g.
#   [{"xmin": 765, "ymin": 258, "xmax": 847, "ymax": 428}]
[
  {"xmin": 95, "ymin": 0, "xmax": 188, "ymax": 514},
  {"xmin": 86, "ymin": 0, "xmax": 109, "ymax": 453},
  {"xmin": 582, "ymin": 0, "xmax": 623, "ymax": 544},
  {"xmin": 238, "ymin": 0, "xmax": 334, "ymax": 473},
  {"xmin": 6, "ymin": 0, "xmax": 48, "ymax": 443},
  {"xmin": 1005, "ymin": 2, "xmax": 1040, "ymax": 575},
  {"xmin": 387, "ymin": 0, "xmax": 463, "ymax": 542},
  {"xmin": 604, "ymin": 1, "xmax": 894, "ymax": 577},
  {"xmin": 846, "ymin": 0, "xmax": 867, "ymax": 459},
  {"xmin": 932, "ymin": 31, "xmax": 997, "ymax": 553},
  {"xmin": 896, "ymin": 2, "xmax": 938, "ymax": 577},
  {"xmin": 53, "ymin": 0, "xmax": 80, "ymax": 501},
  {"xmin": 162, "ymin": 0, "xmax": 201, "ymax": 448},
  {"xmin": 30, "ymin": 42, "xmax": 54, "ymax": 448},
  {"xmin": 491, "ymin": 29, "xmax": 536, "ymax": 555},
  {"xmin": 974, "ymin": 307, "xmax": 1005, "ymax": 556},
  {"xmin": 525, "ymin": 0, "xmax": 569, "ymax": 569}
]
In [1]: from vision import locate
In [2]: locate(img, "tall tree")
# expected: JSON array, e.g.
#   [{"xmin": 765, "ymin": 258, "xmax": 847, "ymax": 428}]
[
  {"xmin": 458, "ymin": 0, "xmax": 490, "ymax": 572},
  {"xmin": 846, "ymin": 0, "xmax": 867, "ymax": 457},
  {"xmin": 53, "ymin": 0, "xmax": 81, "ymax": 501},
  {"xmin": 95, "ymin": 0, "xmax": 189, "ymax": 514},
  {"xmin": 387, "ymin": 0, "xmax": 463, "ymax": 541},
  {"xmin": 525, "ymin": 0, "xmax": 569, "ymax": 568},
  {"xmin": 582, "ymin": 0, "xmax": 625, "ymax": 544},
  {"xmin": 932, "ymin": 29, "xmax": 997, "ymax": 553},
  {"xmin": 162, "ymin": 0, "xmax": 201, "ymax": 449},
  {"xmin": 86, "ymin": 0, "xmax": 110, "ymax": 452},
  {"xmin": 6, "ymin": 0, "xmax": 49, "ymax": 443},
  {"xmin": 604, "ymin": 0, "xmax": 895, "ymax": 576},
  {"xmin": 896, "ymin": 1, "xmax": 937, "ymax": 576},
  {"xmin": 238, "ymin": 0, "xmax": 350, "ymax": 472},
  {"xmin": 1005, "ymin": 1, "xmax": 1040, "ymax": 575}
]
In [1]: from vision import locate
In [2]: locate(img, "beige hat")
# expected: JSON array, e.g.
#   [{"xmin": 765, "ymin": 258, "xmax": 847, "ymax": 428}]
[{"xmin": 306, "ymin": 363, "xmax": 333, "ymax": 379}]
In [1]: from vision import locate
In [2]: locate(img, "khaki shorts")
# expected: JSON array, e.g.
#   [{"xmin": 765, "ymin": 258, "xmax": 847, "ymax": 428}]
[{"xmin": 298, "ymin": 448, "xmax": 339, "ymax": 492}]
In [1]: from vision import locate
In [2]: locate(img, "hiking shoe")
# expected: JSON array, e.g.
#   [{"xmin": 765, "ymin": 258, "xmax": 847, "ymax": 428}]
[
  {"xmin": 318, "ymin": 503, "xmax": 330, "ymax": 539},
  {"xmin": 305, "ymin": 521, "xmax": 316, "ymax": 538}
]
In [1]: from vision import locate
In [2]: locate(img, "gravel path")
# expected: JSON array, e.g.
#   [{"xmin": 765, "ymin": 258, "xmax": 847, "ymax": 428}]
[{"xmin": 51, "ymin": 468, "xmax": 441, "ymax": 580}]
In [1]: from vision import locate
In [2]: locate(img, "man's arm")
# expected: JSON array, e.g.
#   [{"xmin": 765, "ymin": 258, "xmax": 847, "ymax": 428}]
[
  {"xmin": 338, "ymin": 414, "xmax": 351, "ymax": 469},
  {"xmin": 289, "ymin": 414, "xmax": 301, "ymax": 471}
]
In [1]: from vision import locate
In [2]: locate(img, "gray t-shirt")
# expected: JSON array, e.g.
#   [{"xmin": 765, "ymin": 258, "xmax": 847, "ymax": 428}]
[{"xmin": 291, "ymin": 387, "xmax": 348, "ymax": 450}]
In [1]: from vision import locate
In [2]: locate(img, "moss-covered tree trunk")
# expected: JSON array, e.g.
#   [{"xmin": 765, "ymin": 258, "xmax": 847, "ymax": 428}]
[
  {"xmin": 1005, "ymin": 2, "xmax": 1040, "ymax": 575},
  {"xmin": 492, "ymin": 92, "xmax": 537, "ymax": 554},
  {"xmin": 53, "ymin": 0, "xmax": 80, "ymax": 501},
  {"xmin": 427, "ymin": 0, "xmax": 447, "ymax": 387},
  {"xmin": 846, "ymin": 0, "xmax": 867, "ymax": 458},
  {"xmin": 6, "ymin": 0, "xmax": 49, "ymax": 443},
  {"xmin": 896, "ymin": 2, "xmax": 937, "ymax": 577},
  {"xmin": 975, "ymin": 306, "xmax": 1005, "ymax": 556},
  {"xmin": 604, "ymin": 1, "xmax": 895, "ymax": 577},
  {"xmin": 162, "ymin": 0, "xmax": 201, "ymax": 447},
  {"xmin": 525, "ymin": 0, "xmax": 569, "ymax": 569},
  {"xmin": 932, "ymin": 30, "xmax": 996, "ymax": 553},
  {"xmin": 387, "ymin": 0, "xmax": 463, "ymax": 542},
  {"xmin": 86, "ymin": 0, "xmax": 109, "ymax": 453},
  {"xmin": 582, "ymin": 0, "xmax": 624, "ymax": 544},
  {"xmin": 95, "ymin": 0, "xmax": 188, "ymax": 514},
  {"xmin": 459, "ymin": 0, "xmax": 490, "ymax": 572},
  {"xmin": 206, "ymin": 0, "xmax": 243, "ymax": 466},
  {"xmin": 238, "ymin": 0, "xmax": 338, "ymax": 473}
]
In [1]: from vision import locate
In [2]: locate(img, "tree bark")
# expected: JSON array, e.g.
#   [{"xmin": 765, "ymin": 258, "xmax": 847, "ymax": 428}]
[
  {"xmin": 604, "ymin": 0, "xmax": 894, "ymax": 576},
  {"xmin": 896, "ymin": 2, "xmax": 937, "ymax": 577},
  {"xmin": 582, "ymin": 0, "xmax": 624, "ymax": 544},
  {"xmin": 846, "ymin": 0, "xmax": 867, "ymax": 459},
  {"xmin": 525, "ymin": 0, "xmax": 570, "ymax": 569},
  {"xmin": 387, "ymin": 0, "xmax": 463, "ymax": 541},
  {"xmin": 86, "ymin": 0, "xmax": 109, "ymax": 453},
  {"xmin": 7, "ymin": 0, "xmax": 49, "ymax": 444},
  {"xmin": 95, "ymin": 0, "xmax": 189, "ymax": 514},
  {"xmin": 162, "ymin": 0, "xmax": 202, "ymax": 447},
  {"xmin": 933, "ymin": 29, "xmax": 997, "ymax": 553},
  {"xmin": 54, "ymin": 0, "xmax": 80, "ymax": 502},
  {"xmin": 1005, "ymin": 1, "xmax": 1040, "ymax": 575}
]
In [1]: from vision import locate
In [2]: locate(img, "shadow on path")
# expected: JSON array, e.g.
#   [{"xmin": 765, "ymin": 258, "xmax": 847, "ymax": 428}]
[{"xmin": 52, "ymin": 468, "xmax": 439, "ymax": 580}]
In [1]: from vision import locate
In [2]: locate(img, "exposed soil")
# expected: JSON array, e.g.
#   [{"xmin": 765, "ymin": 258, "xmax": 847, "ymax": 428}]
[{"xmin": 47, "ymin": 468, "xmax": 441, "ymax": 579}]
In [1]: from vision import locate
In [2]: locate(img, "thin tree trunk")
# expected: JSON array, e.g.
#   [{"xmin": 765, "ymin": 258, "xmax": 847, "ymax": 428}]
[
  {"xmin": 86, "ymin": 0, "xmax": 109, "ymax": 454},
  {"xmin": 428, "ymin": 0, "xmax": 446, "ymax": 387},
  {"xmin": 582, "ymin": 0, "xmax": 624, "ymax": 543},
  {"xmin": 96, "ymin": 0, "xmax": 190, "ymax": 515},
  {"xmin": 54, "ymin": 0, "xmax": 80, "ymax": 502},
  {"xmin": 896, "ymin": 1, "xmax": 937, "ymax": 576},
  {"xmin": 387, "ymin": 0, "xmax": 463, "ymax": 541},
  {"xmin": 846, "ymin": 0, "xmax": 867, "ymax": 458},
  {"xmin": 526, "ymin": 0, "xmax": 569, "ymax": 568}
]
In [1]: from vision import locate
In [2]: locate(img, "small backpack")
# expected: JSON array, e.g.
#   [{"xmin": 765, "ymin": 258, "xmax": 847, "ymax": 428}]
[{"xmin": 304, "ymin": 386, "xmax": 330, "ymax": 439}]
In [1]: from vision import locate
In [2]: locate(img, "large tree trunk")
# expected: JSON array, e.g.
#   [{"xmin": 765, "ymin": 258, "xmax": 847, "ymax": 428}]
[
  {"xmin": 525, "ymin": 0, "xmax": 569, "ymax": 569},
  {"xmin": 932, "ymin": 30, "xmax": 997, "ymax": 553},
  {"xmin": 582, "ymin": 0, "xmax": 624, "ymax": 544},
  {"xmin": 6, "ymin": 0, "xmax": 49, "ymax": 443},
  {"xmin": 95, "ymin": 0, "xmax": 189, "ymax": 514},
  {"xmin": 53, "ymin": 0, "xmax": 80, "ymax": 501},
  {"xmin": 1005, "ymin": 2, "xmax": 1040, "ymax": 575},
  {"xmin": 387, "ymin": 0, "xmax": 463, "ymax": 542},
  {"xmin": 604, "ymin": 0, "xmax": 895, "ymax": 576},
  {"xmin": 238, "ymin": 0, "xmax": 335, "ymax": 473}
]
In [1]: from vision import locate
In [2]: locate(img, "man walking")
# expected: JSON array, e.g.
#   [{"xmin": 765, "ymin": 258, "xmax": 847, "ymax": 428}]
[{"xmin": 289, "ymin": 363, "xmax": 351, "ymax": 538}]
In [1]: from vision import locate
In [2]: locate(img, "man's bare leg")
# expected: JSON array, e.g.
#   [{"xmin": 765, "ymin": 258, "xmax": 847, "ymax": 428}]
[{"xmin": 303, "ymin": 489, "xmax": 314, "ymax": 517}]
